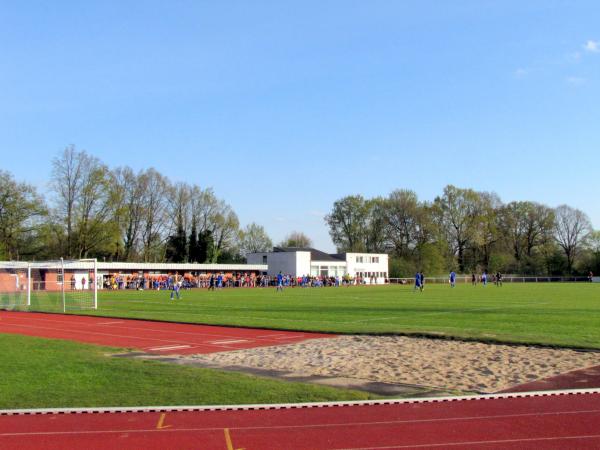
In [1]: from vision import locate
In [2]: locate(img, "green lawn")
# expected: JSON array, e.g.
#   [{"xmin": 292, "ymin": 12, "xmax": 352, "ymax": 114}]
[
  {"xmin": 0, "ymin": 333, "xmax": 376, "ymax": 409},
  {"xmin": 2, "ymin": 283, "xmax": 599, "ymax": 410},
  {"xmin": 15, "ymin": 282, "xmax": 600, "ymax": 349}
]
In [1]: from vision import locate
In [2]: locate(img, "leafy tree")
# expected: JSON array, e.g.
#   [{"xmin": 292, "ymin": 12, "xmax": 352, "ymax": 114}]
[
  {"xmin": 383, "ymin": 190, "xmax": 421, "ymax": 257},
  {"xmin": 239, "ymin": 223, "xmax": 273, "ymax": 256},
  {"xmin": 325, "ymin": 195, "xmax": 370, "ymax": 252},
  {"xmin": 51, "ymin": 146, "xmax": 117, "ymax": 258},
  {"xmin": 0, "ymin": 171, "xmax": 47, "ymax": 259},
  {"xmin": 432, "ymin": 185, "xmax": 483, "ymax": 272},
  {"xmin": 583, "ymin": 230, "xmax": 600, "ymax": 275}
]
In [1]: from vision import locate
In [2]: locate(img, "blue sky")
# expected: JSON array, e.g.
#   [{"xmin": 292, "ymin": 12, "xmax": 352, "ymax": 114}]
[{"xmin": 1, "ymin": 1, "xmax": 599, "ymax": 251}]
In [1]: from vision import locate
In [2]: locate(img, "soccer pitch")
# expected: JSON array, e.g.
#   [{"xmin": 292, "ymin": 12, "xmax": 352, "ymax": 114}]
[{"xmin": 50, "ymin": 283, "xmax": 600, "ymax": 350}]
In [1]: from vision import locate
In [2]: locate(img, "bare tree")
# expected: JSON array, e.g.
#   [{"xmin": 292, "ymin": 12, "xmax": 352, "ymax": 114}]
[
  {"xmin": 139, "ymin": 169, "xmax": 170, "ymax": 262},
  {"xmin": 112, "ymin": 167, "xmax": 149, "ymax": 260},
  {"xmin": 210, "ymin": 203, "xmax": 240, "ymax": 262},
  {"xmin": 554, "ymin": 205, "xmax": 592, "ymax": 273},
  {"xmin": 51, "ymin": 146, "xmax": 84, "ymax": 257},
  {"xmin": 279, "ymin": 231, "xmax": 313, "ymax": 248}
]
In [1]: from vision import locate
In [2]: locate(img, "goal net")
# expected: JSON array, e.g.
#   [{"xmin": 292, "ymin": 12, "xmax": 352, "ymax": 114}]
[
  {"xmin": 0, "ymin": 259, "xmax": 98, "ymax": 312},
  {"xmin": 0, "ymin": 261, "xmax": 29, "ymax": 310}
]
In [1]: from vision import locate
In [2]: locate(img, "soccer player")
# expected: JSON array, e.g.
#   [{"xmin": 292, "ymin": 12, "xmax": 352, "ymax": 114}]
[
  {"xmin": 170, "ymin": 276, "xmax": 181, "ymax": 300},
  {"xmin": 449, "ymin": 271, "xmax": 456, "ymax": 288},
  {"xmin": 481, "ymin": 270, "xmax": 488, "ymax": 286},
  {"xmin": 276, "ymin": 272, "xmax": 284, "ymax": 292},
  {"xmin": 419, "ymin": 272, "xmax": 425, "ymax": 291},
  {"xmin": 414, "ymin": 272, "xmax": 421, "ymax": 292},
  {"xmin": 495, "ymin": 272, "xmax": 503, "ymax": 287}
]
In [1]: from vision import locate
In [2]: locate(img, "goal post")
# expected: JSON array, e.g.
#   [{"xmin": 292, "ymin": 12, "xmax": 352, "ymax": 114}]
[
  {"xmin": 0, "ymin": 261, "xmax": 29, "ymax": 310},
  {"xmin": 0, "ymin": 259, "xmax": 98, "ymax": 312}
]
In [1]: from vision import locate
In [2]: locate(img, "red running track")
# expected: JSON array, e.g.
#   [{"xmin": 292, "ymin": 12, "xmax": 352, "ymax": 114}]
[
  {"xmin": 2, "ymin": 391, "xmax": 600, "ymax": 449},
  {"xmin": 0, "ymin": 311, "xmax": 334, "ymax": 354}
]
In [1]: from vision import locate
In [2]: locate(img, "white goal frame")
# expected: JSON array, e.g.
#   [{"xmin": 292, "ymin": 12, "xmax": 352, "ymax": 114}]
[{"xmin": 0, "ymin": 259, "xmax": 98, "ymax": 311}]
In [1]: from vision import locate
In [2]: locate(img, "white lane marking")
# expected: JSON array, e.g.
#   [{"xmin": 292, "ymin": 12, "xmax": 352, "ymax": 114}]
[
  {"xmin": 97, "ymin": 321, "xmax": 124, "ymax": 325},
  {"xmin": 208, "ymin": 339, "xmax": 249, "ymax": 345},
  {"xmin": 2, "ymin": 410, "xmax": 600, "ymax": 438},
  {"xmin": 147, "ymin": 345, "xmax": 192, "ymax": 351}
]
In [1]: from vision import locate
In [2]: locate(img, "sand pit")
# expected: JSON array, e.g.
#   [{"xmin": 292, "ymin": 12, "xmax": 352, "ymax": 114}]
[{"xmin": 187, "ymin": 336, "xmax": 600, "ymax": 393}]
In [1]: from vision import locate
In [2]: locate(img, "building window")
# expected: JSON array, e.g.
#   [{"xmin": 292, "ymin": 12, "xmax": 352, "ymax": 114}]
[
  {"xmin": 356, "ymin": 256, "xmax": 363, "ymax": 263},
  {"xmin": 262, "ymin": 255, "xmax": 267, "ymax": 264},
  {"xmin": 372, "ymin": 256, "xmax": 379, "ymax": 263}
]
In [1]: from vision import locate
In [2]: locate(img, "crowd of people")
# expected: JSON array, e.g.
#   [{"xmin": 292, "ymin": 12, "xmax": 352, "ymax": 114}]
[{"xmin": 100, "ymin": 272, "xmax": 376, "ymax": 291}]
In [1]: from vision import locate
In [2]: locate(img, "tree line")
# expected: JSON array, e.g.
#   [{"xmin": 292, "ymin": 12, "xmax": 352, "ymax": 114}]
[
  {"xmin": 3, "ymin": 148, "xmax": 597, "ymax": 276},
  {"xmin": 325, "ymin": 186, "xmax": 599, "ymax": 276},
  {"xmin": 0, "ymin": 146, "xmax": 276, "ymax": 263}
]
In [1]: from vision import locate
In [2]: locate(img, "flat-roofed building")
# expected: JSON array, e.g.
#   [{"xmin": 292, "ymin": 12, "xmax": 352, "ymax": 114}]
[{"xmin": 247, "ymin": 247, "xmax": 389, "ymax": 284}]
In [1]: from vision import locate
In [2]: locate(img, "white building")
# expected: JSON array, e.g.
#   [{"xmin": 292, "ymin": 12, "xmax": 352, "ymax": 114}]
[{"xmin": 247, "ymin": 247, "xmax": 389, "ymax": 284}]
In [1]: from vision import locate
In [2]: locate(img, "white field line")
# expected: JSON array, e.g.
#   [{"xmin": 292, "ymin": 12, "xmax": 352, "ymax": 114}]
[
  {"xmin": 1, "ymin": 388, "xmax": 599, "ymax": 416},
  {"xmin": 336, "ymin": 434, "xmax": 600, "ymax": 450},
  {"xmin": 147, "ymin": 345, "xmax": 192, "ymax": 351},
  {"xmin": 207, "ymin": 340, "xmax": 248, "ymax": 345}
]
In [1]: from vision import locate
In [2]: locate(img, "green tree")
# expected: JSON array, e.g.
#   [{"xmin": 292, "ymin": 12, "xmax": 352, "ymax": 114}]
[
  {"xmin": 240, "ymin": 223, "xmax": 273, "ymax": 256},
  {"xmin": 51, "ymin": 147, "xmax": 117, "ymax": 259},
  {"xmin": 197, "ymin": 230, "xmax": 214, "ymax": 263},
  {"xmin": 0, "ymin": 171, "xmax": 47, "ymax": 259},
  {"xmin": 325, "ymin": 195, "xmax": 370, "ymax": 252},
  {"xmin": 433, "ymin": 185, "xmax": 483, "ymax": 272}
]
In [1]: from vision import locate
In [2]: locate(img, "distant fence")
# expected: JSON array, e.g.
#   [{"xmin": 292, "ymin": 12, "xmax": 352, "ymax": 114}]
[{"xmin": 387, "ymin": 276, "xmax": 591, "ymax": 285}]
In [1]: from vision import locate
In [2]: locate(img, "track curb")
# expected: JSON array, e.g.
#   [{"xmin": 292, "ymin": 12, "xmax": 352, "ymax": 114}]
[{"xmin": 2, "ymin": 388, "xmax": 599, "ymax": 416}]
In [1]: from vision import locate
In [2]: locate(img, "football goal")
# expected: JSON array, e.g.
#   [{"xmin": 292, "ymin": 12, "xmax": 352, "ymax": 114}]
[{"xmin": 0, "ymin": 259, "xmax": 98, "ymax": 312}]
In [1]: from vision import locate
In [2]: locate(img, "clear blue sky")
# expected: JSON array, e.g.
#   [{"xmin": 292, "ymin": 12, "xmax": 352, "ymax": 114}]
[{"xmin": 1, "ymin": 1, "xmax": 599, "ymax": 252}]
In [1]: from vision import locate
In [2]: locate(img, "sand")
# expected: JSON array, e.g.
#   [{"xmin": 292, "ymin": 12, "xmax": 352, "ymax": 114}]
[{"xmin": 187, "ymin": 336, "xmax": 600, "ymax": 393}]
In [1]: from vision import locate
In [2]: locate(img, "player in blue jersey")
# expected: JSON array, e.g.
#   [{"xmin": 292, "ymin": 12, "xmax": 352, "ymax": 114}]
[
  {"xmin": 449, "ymin": 271, "xmax": 456, "ymax": 288},
  {"xmin": 276, "ymin": 272, "xmax": 284, "ymax": 292},
  {"xmin": 414, "ymin": 272, "xmax": 421, "ymax": 292},
  {"xmin": 170, "ymin": 274, "xmax": 181, "ymax": 300}
]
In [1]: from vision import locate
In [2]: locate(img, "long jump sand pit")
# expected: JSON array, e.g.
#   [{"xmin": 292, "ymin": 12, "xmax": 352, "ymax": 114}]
[{"xmin": 184, "ymin": 335, "xmax": 600, "ymax": 394}]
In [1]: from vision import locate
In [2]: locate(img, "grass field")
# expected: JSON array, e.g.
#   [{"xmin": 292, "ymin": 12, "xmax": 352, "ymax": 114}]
[
  {"xmin": 0, "ymin": 333, "xmax": 377, "ymax": 409},
  {"xmin": 9, "ymin": 282, "xmax": 600, "ymax": 349},
  {"xmin": 2, "ymin": 283, "xmax": 599, "ymax": 409}
]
